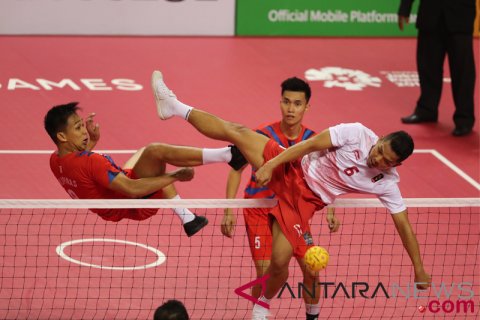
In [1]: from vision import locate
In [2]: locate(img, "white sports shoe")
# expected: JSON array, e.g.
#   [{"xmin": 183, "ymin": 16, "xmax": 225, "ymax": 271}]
[
  {"xmin": 252, "ymin": 304, "xmax": 270, "ymax": 320},
  {"xmin": 151, "ymin": 70, "xmax": 177, "ymax": 120}
]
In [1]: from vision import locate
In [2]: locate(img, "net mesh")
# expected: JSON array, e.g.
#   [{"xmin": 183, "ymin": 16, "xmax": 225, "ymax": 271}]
[{"xmin": 0, "ymin": 198, "xmax": 478, "ymax": 319}]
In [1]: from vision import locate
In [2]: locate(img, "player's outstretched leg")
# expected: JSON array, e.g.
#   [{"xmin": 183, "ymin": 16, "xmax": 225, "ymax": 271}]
[
  {"xmin": 124, "ymin": 143, "xmax": 237, "ymax": 237},
  {"xmin": 296, "ymin": 257, "xmax": 321, "ymax": 320},
  {"xmin": 251, "ymin": 221, "xmax": 292, "ymax": 319},
  {"xmin": 151, "ymin": 70, "xmax": 269, "ymax": 170}
]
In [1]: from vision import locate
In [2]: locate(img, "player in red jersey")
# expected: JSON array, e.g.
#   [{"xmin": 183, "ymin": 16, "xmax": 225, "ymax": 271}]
[
  {"xmin": 152, "ymin": 70, "xmax": 431, "ymax": 320},
  {"xmin": 221, "ymin": 78, "xmax": 337, "ymax": 314},
  {"xmin": 45, "ymin": 102, "xmax": 238, "ymax": 237}
]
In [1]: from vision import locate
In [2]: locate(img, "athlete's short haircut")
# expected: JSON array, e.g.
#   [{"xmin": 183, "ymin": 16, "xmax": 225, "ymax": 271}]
[
  {"xmin": 384, "ymin": 131, "xmax": 414, "ymax": 163},
  {"xmin": 281, "ymin": 77, "xmax": 312, "ymax": 102},
  {"xmin": 154, "ymin": 300, "xmax": 189, "ymax": 320},
  {"xmin": 44, "ymin": 102, "xmax": 80, "ymax": 144}
]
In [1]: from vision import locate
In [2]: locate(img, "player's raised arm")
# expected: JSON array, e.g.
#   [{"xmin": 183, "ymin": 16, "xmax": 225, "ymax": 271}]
[
  {"xmin": 85, "ymin": 112, "xmax": 100, "ymax": 151},
  {"xmin": 255, "ymin": 128, "xmax": 333, "ymax": 186}
]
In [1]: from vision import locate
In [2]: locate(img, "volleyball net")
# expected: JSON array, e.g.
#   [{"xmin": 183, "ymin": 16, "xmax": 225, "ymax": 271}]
[{"xmin": 0, "ymin": 198, "xmax": 478, "ymax": 319}]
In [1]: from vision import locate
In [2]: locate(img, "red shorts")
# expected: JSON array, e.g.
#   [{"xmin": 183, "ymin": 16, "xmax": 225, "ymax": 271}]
[
  {"xmin": 244, "ymin": 207, "xmax": 273, "ymax": 261},
  {"xmin": 263, "ymin": 139, "xmax": 326, "ymax": 258},
  {"xmin": 93, "ymin": 169, "xmax": 164, "ymax": 222}
]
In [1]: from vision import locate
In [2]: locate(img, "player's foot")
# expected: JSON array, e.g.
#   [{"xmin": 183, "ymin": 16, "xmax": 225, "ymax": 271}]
[
  {"xmin": 183, "ymin": 214, "xmax": 208, "ymax": 237},
  {"xmin": 252, "ymin": 304, "xmax": 270, "ymax": 320},
  {"xmin": 306, "ymin": 313, "xmax": 319, "ymax": 320},
  {"xmin": 151, "ymin": 70, "xmax": 177, "ymax": 120},
  {"xmin": 228, "ymin": 145, "xmax": 248, "ymax": 170}
]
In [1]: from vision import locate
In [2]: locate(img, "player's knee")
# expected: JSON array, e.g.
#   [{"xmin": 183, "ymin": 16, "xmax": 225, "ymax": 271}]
[
  {"xmin": 143, "ymin": 143, "xmax": 169, "ymax": 161},
  {"xmin": 269, "ymin": 265, "xmax": 288, "ymax": 281},
  {"xmin": 269, "ymin": 258, "xmax": 289, "ymax": 278}
]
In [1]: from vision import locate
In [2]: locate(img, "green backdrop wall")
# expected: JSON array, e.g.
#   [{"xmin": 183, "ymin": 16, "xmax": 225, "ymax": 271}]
[{"xmin": 236, "ymin": 0, "xmax": 419, "ymax": 37}]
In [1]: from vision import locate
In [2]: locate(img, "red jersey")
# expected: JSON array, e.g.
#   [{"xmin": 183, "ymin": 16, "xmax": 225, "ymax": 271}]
[
  {"xmin": 244, "ymin": 122, "xmax": 315, "ymax": 199},
  {"xmin": 49, "ymin": 151, "xmax": 154, "ymax": 222},
  {"xmin": 50, "ymin": 151, "xmax": 126, "ymax": 200}
]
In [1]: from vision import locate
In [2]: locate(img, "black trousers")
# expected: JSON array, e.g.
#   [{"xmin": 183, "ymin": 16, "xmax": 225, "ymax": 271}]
[{"xmin": 415, "ymin": 22, "xmax": 476, "ymax": 128}]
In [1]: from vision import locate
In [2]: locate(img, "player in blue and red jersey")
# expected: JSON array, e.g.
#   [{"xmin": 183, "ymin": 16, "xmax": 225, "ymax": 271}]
[
  {"xmin": 45, "ymin": 102, "xmax": 238, "ymax": 237},
  {"xmin": 220, "ymin": 78, "xmax": 336, "ymax": 316}
]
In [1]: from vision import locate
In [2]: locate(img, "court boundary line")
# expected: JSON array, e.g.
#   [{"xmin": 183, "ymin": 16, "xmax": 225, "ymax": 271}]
[
  {"xmin": 412, "ymin": 149, "xmax": 480, "ymax": 190},
  {"xmin": 1, "ymin": 149, "xmax": 478, "ymax": 190}
]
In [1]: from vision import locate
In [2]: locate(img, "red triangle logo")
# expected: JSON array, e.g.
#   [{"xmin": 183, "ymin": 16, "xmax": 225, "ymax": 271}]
[{"xmin": 234, "ymin": 275, "xmax": 270, "ymax": 309}]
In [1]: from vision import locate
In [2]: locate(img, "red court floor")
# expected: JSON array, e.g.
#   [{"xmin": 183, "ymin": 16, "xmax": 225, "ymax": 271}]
[
  {"xmin": 0, "ymin": 36, "xmax": 479, "ymax": 319},
  {"xmin": 0, "ymin": 36, "xmax": 478, "ymax": 199}
]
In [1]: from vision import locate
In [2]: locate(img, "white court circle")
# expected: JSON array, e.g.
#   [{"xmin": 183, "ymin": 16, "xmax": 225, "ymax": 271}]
[{"xmin": 56, "ymin": 238, "xmax": 166, "ymax": 270}]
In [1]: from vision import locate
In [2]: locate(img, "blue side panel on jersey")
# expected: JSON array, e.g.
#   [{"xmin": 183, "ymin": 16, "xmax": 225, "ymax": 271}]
[
  {"xmin": 265, "ymin": 126, "xmax": 284, "ymax": 147},
  {"xmin": 107, "ymin": 170, "xmax": 120, "ymax": 183},
  {"xmin": 245, "ymin": 186, "xmax": 270, "ymax": 196},
  {"xmin": 302, "ymin": 129, "xmax": 315, "ymax": 141},
  {"xmin": 103, "ymin": 154, "xmax": 122, "ymax": 171}
]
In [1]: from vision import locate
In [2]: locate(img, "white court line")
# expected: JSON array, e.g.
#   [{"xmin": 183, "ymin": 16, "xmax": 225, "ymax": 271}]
[
  {"xmin": 1, "ymin": 149, "xmax": 479, "ymax": 190},
  {"xmin": 414, "ymin": 149, "xmax": 480, "ymax": 191}
]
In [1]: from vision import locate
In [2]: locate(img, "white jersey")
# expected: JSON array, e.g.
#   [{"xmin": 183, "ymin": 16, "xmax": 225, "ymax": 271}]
[{"xmin": 301, "ymin": 123, "xmax": 406, "ymax": 214}]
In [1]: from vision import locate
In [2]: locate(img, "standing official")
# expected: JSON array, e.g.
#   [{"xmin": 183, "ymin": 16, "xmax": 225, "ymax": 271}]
[{"xmin": 398, "ymin": 0, "xmax": 476, "ymax": 136}]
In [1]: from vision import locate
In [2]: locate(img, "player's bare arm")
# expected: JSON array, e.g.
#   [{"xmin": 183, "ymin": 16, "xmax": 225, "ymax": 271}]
[
  {"xmin": 221, "ymin": 165, "xmax": 246, "ymax": 238},
  {"xmin": 391, "ymin": 209, "xmax": 431, "ymax": 289},
  {"xmin": 85, "ymin": 112, "xmax": 100, "ymax": 151},
  {"xmin": 109, "ymin": 167, "xmax": 194, "ymax": 198},
  {"xmin": 255, "ymin": 129, "xmax": 333, "ymax": 186}
]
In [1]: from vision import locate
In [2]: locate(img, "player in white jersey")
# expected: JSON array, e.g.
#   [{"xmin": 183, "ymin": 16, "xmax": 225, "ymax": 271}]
[
  {"xmin": 254, "ymin": 125, "xmax": 430, "ymax": 317},
  {"xmin": 151, "ymin": 70, "xmax": 430, "ymax": 320},
  {"xmin": 300, "ymin": 122, "xmax": 406, "ymax": 213}
]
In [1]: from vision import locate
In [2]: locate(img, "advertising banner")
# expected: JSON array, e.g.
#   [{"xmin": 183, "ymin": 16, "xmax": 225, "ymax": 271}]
[
  {"xmin": 0, "ymin": 0, "xmax": 235, "ymax": 35},
  {"xmin": 236, "ymin": 0, "xmax": 419, "ymax": 37}
]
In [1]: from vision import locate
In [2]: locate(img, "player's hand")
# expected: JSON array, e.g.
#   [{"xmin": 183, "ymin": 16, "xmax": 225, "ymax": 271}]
[
  {"xmin": 415, "ymin": 270, "xmax": 431, "ymax": 289},
  {"xmin": 326, "ymin": 210, "xmax": 340, "ymax": 233},
  {"xmin": 398, "ymin": 15, "xmax": 409, "ymax": 31},
  {"xmin": 172, "ymin": 167, "xmax": 194, "ymax": 181},
  {"xmin": 85, "ymin": 112, "xmax": 100, "ymax": 144},
  {"xmin": 221, "ymin": 208, "xmax": 236, "ymax": 238},
  {"xmin": 255, "ymin": 162, "xmax": 274, "ymax": 187}
]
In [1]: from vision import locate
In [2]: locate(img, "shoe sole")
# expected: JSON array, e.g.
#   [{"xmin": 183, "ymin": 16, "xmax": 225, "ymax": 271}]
[
  {"xmin": 452, "ymin": 131, "xmax": 473, "ymax": 137},
  {"xmin": 401, "ymin": 119, "xmax": 437, "ymax": 124},
  {"xmin": 187, "ymin": 218, "xmax": 209, "ymax": 237},
  {"xmin": 151, "ymin": 70, "xmax": 167, "ymax": 120}
]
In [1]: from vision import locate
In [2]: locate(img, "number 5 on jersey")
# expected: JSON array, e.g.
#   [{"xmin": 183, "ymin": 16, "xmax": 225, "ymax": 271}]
[{"xmin": 255, "ymin": 236, "xmax": 261, "ymax": 249}]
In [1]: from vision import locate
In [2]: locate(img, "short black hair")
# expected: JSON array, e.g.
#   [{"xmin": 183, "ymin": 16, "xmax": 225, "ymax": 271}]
[
  {"xmin": 384, "ymin": 131, "xmax": 414, "ymax": 163},
  {"xmin": 281, "ymin": 77, "xmax": 312, "ymax": 102},
  {"xmin": 44, "ymin": 102, "xmax": 80, "ymax": 144},
  {"xmin": 154, "ymin": 300, "xmax": 189, "ymax": 320}
]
